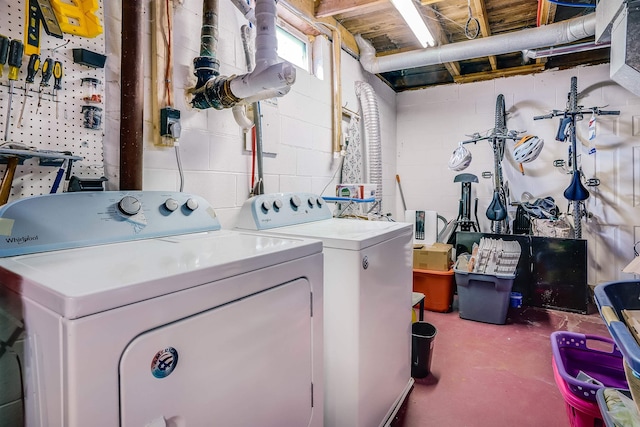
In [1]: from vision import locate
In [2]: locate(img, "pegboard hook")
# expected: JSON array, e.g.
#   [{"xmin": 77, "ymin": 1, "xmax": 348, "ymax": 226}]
[{"xmin": 51, "ymin": 40, "xmax": 70, "ymax": 54}]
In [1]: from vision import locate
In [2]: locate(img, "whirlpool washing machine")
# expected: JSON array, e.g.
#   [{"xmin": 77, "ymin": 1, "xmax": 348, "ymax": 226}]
[
  {"xmin": 236, "ymin": 192, "xmax": 414, "ymax": 427},
  {"xmin": 0, "ymin": 191, "xmax": 323, "ymax": 427}
]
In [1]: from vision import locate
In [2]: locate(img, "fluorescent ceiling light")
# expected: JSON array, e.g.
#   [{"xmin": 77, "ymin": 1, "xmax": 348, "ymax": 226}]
[{"xmin": 390, "ymin": 0, "xmax": 435, "ymax": 48}]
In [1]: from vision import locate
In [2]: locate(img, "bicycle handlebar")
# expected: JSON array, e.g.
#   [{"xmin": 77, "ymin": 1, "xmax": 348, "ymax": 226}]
[
  {"xmin": 534, "ymin": 107, "xmax": 620, "ymax": 120},
  {"xmin": 460, "ymin": 131, "xmax": 525, "ymax": 144},
  {"xmin": 533, "ymin": 114, "xmax": 554, "ymax": 120}
]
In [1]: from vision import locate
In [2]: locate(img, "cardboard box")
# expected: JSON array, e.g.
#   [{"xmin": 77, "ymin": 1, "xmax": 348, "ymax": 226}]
[
  {"xmin": 335, "ymin": 184, "xmax": 376, "ymax": 199},
  {"xmin": 413, "ymin": 243, "xmax": 453, "ymax": 271}
]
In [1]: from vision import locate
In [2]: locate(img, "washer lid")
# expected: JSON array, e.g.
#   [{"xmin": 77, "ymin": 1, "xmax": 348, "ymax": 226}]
[
  {"xmin": 0, "ymin": 230, "xmax": 321, "ymax": 319},
  {"xmin": 258, "ymin": 218, "xmax": 412, "ymax": 250}
]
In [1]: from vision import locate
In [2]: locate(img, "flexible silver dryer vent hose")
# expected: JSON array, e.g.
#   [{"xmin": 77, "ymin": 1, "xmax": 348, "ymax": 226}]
[{"xmin": 355, "ymin": 81, "xmax": 382, "ymax": 215}]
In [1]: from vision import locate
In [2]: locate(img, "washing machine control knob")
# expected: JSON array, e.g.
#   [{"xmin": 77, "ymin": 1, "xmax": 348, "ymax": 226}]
[
  {"xmin": 316, "ymin": 197, "xmax": 324, "ymax": 208},
  {"xmin": 273, "ymin": 199, "xmax": 283, "ymax": 210},
  {"xmin": 185, "ymin": 198, "xmax": 199, "ymax": 211},
  {"xmin": 290, "ymin": 195, "xmax": 301, "ymax": 208},
  {"xmin": 164, "ymin": 198, "xmax": 179, "ymax": 212},
  {"xmin": 118, "ymin": 196, "xmax": 141, "ymax": 216},
  {"xmin": 307, "ymin": 197, "xmax": 315, "ymax": 208},
  {"xmin": 262, "ymin": 200, "xmax": 273, "ymax": 212}
]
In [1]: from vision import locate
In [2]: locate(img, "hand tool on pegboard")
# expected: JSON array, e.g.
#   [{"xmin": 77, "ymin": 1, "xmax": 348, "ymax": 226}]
[
  {"xmin": 52, "ymin": 59, "xmax": 62, "ymax": 119},
  {"xmin": 0, "ymin": 35, "xmax": 9, "ymax": 78},
  {"xmin": 35, "ymin": 56, "xmax": 52, "ymax": 114},
  {"xmin": 17, "ymin": 53, "xmax": 40, "ymax": 127},
  {"xmin": 4, "ymin": 39, "xmax": 24, "ymax": 141},
  {"xmin": 0, "ymin": 156, "xmax": 20, "ymax": 205},
  {"xmin": 35, "ymin": 0, "xmax": 63, "ymax": 38}
]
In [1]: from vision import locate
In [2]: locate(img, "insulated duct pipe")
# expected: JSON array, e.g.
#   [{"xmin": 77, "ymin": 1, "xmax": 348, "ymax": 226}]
[
  {"xmin": 357, "ymin": 13, "xmax": 597, "ymax": 74},
  {"xmin": 119, "ymin": 0, "xmax": 144, "ymax": 190},
  {"xmin": 191, "ymin": 0, "xmax": 296, "ymax": 110},
  {"xmin": 355, "ymin": 81, "xmax": 382, "ymax": 214}
]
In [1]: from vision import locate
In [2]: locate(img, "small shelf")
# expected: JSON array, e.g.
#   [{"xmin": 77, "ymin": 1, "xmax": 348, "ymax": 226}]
[{"xmin": 322, "ymin": 196, "xmax": 375, "ymax": 203}]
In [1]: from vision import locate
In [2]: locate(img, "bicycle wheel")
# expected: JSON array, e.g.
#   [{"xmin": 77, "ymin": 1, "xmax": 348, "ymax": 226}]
[
  {"xmin": 569, "ymin": 77, "xmax": 582, "ymax": 238},
  {"xmin": 492, "ymin": 94, "xmax": 508, "ymax": 233}
]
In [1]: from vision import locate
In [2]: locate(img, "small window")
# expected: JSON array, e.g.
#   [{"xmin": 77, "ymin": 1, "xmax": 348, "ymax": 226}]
[{"xmin": 276, "ymin": 23, "xmax": 310, "ymax": 72}]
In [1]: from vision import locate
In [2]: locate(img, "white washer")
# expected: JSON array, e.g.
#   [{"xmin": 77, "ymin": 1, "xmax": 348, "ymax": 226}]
[
  {"xmin": 0, "ymin": 191, "xmax": 323, "ymax": 427},
  {"xmin": 236, "ymin": 192, "xmax": 414, "ymax": 427}
]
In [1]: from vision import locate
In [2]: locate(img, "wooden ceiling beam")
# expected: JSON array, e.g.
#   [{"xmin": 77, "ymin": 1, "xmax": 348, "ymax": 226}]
[
  {"xmin": 470, "ymin": 0, "xmax": 497, "ymax": 70},
  {"xmin": 278, "ymin": 0, "xmax": 360, "ymax": 55},
  {"xmin": 538, "ymin": 0, "xmax": 557, "ymax": 26},
  {"xmin": 315, "ymin": 0, "xmax": 386, "ymax": 18},
  {"xmin": 453, "ymin": 63, "xmax": 545, "ymax": 84},
  {"xmin": 422, "ymin": 7, "xmax": 461, "ymax": 77}
]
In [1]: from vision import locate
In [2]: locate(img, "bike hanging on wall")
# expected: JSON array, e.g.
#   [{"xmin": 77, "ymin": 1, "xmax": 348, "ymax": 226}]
[
  {"xmin": 533, "ymin": 76, "xmax": 619, "ymax": 239},
  {"xmin": 457, "ymin": 94, "xmax": 524, "ymax": 234}
]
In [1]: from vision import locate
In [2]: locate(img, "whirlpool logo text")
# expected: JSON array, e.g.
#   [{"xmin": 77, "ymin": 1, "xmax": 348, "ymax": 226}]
[{"xmin": 5, "ymin": 235, "xmax": 38, "ymax": 245}]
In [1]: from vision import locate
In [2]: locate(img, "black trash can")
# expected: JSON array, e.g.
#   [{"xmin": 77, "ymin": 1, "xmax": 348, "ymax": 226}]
[{"xmin": 411, "ymin": 321, "xmax": 437, "ymax": 378}]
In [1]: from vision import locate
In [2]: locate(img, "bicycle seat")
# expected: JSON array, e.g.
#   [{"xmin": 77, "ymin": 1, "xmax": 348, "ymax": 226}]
[
  {"xmin": 454, "ymin": 173, "xmax": 479, "ymax": 183},
  {"xmin": 486, "ymin": 191, "xmax": 507, "ymax": 221},
  {"xmin": 563, "ymin": 171, "xmax": 590, "ymax": 201}
]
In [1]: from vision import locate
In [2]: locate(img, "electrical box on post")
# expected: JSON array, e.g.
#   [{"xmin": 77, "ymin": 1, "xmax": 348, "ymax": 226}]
[{"xmin": 160, "ymin": 107, "xmax": 180, "ymax": 136}]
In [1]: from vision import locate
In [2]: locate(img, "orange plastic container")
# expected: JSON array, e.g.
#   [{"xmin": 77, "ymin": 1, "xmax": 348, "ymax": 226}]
[{"xmin": 412, "ymin": 268, "xmax": 455, "ymax": 313}]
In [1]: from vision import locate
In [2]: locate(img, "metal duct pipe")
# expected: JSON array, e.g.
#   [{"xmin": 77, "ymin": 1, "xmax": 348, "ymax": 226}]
[
  {"xmin": 355, "ymin": 81, "xmax": 382, "ymax": 214},
  {"xmin": 191, "ymin": 0, "xmax": 221, "ymax": 108},
  {"xmin": 357, "ymin": 13, "xmax": 597, "ymax": 74},
  {"xmin": 119, "ymin": 1, "xmax": 144, "ymax": 190}
]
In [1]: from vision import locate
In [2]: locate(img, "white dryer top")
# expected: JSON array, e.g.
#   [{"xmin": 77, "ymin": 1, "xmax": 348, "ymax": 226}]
[
  {"xmin": 255, "ymin": 218, "xmax": 412, "ymax": 251},
  {"xmin": 0, "ymin": 230, "xmax": 321, "ymax": 319}
]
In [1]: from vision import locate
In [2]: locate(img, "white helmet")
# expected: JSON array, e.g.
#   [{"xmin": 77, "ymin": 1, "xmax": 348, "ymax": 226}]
[
  {"xmin": 513, "ymin": 135, "xmax": 544, "ymax": 163},
  {"xmin": 448, "ymin": 143, "xmax": 472, "ymax": 171}
]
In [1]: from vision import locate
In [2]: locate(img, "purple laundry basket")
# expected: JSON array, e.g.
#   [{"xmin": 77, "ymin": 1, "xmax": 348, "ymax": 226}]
[{"xmin": 551, "ymin": 331, "xmax": 628, "ymax": 402}]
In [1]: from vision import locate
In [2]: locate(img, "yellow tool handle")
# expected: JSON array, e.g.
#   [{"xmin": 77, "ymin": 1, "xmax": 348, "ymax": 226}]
[
  {"xmin": 7, "ymin": 39, "xmax": 24, "ymax": 81},
  {"xmin": 0, "ymin": 157, "xmax": 19, "ymax": 205}
]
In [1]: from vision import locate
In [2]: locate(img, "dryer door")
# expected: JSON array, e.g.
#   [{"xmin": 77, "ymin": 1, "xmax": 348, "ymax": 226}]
[{"xmin": 119, "ymin": 278, "xmax": 314, "ymax": 427}]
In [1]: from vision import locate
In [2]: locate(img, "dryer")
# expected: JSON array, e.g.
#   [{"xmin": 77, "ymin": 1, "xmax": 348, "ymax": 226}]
[
  {"xmin": 0, "ymin": 191, "xmax": 323, "ymax": 427},
  {"xmin": 236, "ymin": 192, "xmax": 414, "ymax": 427}
]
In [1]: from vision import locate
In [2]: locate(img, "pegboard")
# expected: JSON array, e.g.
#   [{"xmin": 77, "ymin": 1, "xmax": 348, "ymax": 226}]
[{"xmin": 0, "ymin": 0, "xmax": 106, "ymax": 202}]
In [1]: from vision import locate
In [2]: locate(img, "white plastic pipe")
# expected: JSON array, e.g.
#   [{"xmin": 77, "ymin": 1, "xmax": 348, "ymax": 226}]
[
  {"xmin": 230, "ymin": 62, "xmax": 295, "ymax": 98},
  {"xmin": 357, "ymin": 13, "xmax": 597, "ymax": 74},
  {"xmin": 228, "ymin": 0, "xmax": 296, "ymax": 101}
]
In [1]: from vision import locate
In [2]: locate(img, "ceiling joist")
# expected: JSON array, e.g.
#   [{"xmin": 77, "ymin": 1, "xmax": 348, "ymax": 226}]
[
  {"xmin": 453, "ymin": 63, "xmax": 546, "ymax": 84},
  {"xmin": 315, "ymin": 0, "xmax": 386, "ymax": 18},
  {"xmin": 470, "ymin": 0, "xmax": 497, "ymax": 71},
  {"xmin": 422, "ymin": 7, "xmax": 461, "ymax": 77}
]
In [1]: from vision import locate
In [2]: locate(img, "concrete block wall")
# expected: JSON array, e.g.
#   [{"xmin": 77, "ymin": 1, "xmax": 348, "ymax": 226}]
[
  {"xmin": 103, "ymin": 0, "xmax": 398, "ymax": 228},
  {"xmin": 396, "ymin": 64, "xmax": 640, "ymax": 284}
]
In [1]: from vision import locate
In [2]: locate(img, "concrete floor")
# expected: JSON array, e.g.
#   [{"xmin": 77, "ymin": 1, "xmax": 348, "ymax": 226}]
[{"xmin": 398, "ymin": 302, "xmax": 610, "ymax": 427}]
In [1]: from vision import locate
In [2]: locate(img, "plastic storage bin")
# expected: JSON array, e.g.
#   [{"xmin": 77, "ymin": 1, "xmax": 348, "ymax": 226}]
[
  {"xmin": 596, "ymin": 388, "xmax": 634, "ymax": 427},
  {"xmin": 553, "ymin": 358, "xmax": 605, "ymax": 427},
  {"xmin": 454, "ymin": 269, "xmax": 514, "ymax": 324},
  {"xmin": 412, "ymin": 268, "xmax": 454, "ymax": 313},
  {"xmin": 551, "ymin": 332, "xmax": 627, "ymax": 401},
  {"xmin": 594, "ymin": 281, "xmax": 640, "ymax": 373},
  {"xmin": 594, "ymin": 280, "xmax": 640, "ymax": 412}
]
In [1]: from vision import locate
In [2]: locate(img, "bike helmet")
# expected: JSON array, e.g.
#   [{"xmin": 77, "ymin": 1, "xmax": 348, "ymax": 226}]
[
  {"xmin": 513, "ymin": 135, "xmax": 544, "ymax": 163},
  {"xmin": 448, "ymin": 143, "xmax": 472, "ymax": 171}
]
